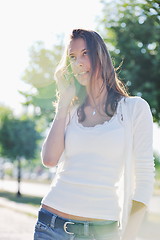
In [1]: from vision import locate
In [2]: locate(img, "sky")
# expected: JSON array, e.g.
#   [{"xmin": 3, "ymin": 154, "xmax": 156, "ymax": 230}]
[
  {"xmin": 0, "ymin": 0, "xmax": 159, "ymax": 153},
  {"xmin": 0, "ymin": 0, "xmax": 103, "ymax": 113}
]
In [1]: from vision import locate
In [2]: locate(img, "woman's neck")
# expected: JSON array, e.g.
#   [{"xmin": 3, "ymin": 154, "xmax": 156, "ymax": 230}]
[
  {"xmin": 85, "ymin": 77, "xmax": 107, "ymax": 107},
  {"xmin": 87, "ymin": 88, "xmax": 107, "ymax": 108}
]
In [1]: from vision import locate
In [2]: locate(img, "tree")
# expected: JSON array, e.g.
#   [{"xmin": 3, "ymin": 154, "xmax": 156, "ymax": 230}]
[
  {"xmin": 98, "ymin": 0, "xmax": 160, "ymax": 124},
  {"xmin": 0, "ymin": 105, "xmax": 13, "ymax": 126},
  {"xmin": 21, "ymin": 37, "xmax": 64, "ymax": 124},
  {"xmin": 0, "ymin": 105, "xmax": 13, "ymax": 179},
  {"xmin": 0, "ymin": 116, "xmax": 41, "ymax": 196}
]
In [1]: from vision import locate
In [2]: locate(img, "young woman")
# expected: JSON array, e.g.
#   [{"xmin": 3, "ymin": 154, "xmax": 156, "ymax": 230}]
[{"xmin": 34, "ymin": 29, "xmax": 155, "ymax": 240}]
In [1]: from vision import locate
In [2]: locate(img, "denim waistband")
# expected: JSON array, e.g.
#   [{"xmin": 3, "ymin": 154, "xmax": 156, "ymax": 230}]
[
  {"xmin": 40, "ymin": 207, "xmax": 117, "ymax": 225},
  {"xmin": 38, "ymin": 207, "xmax": 119, "ymax": 236}
]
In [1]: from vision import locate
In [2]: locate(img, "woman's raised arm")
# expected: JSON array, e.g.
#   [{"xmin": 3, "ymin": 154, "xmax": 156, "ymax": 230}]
[{"xmin": 41, "ymin": 67, "xmax": 76, "ymax": 167}]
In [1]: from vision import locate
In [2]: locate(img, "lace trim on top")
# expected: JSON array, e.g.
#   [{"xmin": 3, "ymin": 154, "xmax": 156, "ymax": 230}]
[{"xmin": 73, "ymin": 97, "xmax": 125, "ymax": 130}]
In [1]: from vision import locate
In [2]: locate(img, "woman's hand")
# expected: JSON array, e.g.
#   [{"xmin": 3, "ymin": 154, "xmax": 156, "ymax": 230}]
[
  {"xmin": 55, "ymin": 64, "xmax": 76, "ymax": 107},
  {"xmin": 122, "ymin": 200, "xmax": 147, "ymax": 240}
]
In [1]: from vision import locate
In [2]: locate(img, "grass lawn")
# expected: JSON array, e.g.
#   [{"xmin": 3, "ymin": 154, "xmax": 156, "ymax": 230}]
[{"xmin": 0, "ymin": 190, "xmax": 42, "ymax": 207}]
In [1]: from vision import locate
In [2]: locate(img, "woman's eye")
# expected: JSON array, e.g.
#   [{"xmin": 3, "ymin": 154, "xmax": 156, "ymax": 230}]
[
  {"xmin": 83, "ymin": 51, "xmax": 88, "ymax": 56},
  {"xmin": 70, "ymin": 55, "xmax": 76, "ymax": 60}
]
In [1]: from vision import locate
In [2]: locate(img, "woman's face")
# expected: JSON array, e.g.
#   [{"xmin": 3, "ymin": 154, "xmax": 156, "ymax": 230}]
[{"xmin": 68, "ymin": 38, "xmax": 91, "ymax": 87}]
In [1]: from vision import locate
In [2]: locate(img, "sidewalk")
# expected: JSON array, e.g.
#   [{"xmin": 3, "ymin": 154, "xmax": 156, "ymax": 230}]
[
  {"xmin": 0, "ymin": 206, "xmax": 36, "ymax": 240},
  {"xmin": 0, "ymin": 196, "xmax": 38, "ymax": 217}
]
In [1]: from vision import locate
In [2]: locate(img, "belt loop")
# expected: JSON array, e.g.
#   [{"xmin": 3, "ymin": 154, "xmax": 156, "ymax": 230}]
[
  {"xmin": 70, "ymin": 235, "xmax": 75, "ymax": 240},
  {"xmin": 84, "ymin": 222, "xmax": 89, "ymax": 236},
  {"xmin": 50, "ymin": 214, "xmax": 57, "ymax": 229}
]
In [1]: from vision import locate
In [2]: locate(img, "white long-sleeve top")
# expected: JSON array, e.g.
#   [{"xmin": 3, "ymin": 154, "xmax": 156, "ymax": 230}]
[
  {"xmin": 42, "ymin": 96, "xmax": 155, "ymax": 225},
  {"xmin": 42, "ymin": 98, "xmax": 125, "ymax": 220}
]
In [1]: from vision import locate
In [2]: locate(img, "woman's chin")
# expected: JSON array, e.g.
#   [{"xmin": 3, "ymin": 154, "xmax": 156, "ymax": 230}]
[
  {"xmin": 76, "ymin": 76, "xmax": 89, "ymax": 86},
  {"xmin": 77, "ymin": 79, "xmax": 88, "ymax": 86}
]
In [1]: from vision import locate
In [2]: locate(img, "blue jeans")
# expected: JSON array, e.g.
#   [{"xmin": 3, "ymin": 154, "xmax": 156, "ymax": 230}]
[{"xmin": 34, "ymin": 208, "xmax": 120, "ymax": 240}]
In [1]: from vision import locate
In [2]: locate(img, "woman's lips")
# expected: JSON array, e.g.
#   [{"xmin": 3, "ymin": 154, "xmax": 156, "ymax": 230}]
[{"xmin": 74, "ymin": 71, "xmax": 89, "ymax": 77}]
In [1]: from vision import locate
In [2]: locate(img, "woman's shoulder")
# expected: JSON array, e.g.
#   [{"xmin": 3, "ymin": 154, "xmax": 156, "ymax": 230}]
[
  {"xmin": 122, "ymin": 95, "xmax": 152, "ymax": 120},
  {"xmin": 123, "ymin": 95, "xmax": 150, "ymax": 108}
]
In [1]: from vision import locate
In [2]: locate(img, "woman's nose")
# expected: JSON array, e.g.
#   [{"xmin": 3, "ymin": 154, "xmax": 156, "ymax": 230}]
[{"xmin": 75, "ymin": 57, "xmax": 83, "ymax": 67}]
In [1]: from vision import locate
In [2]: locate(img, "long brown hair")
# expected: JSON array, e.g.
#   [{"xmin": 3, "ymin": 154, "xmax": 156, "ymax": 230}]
[{"xmin": 55, "ymin": 29, "xmax": 129, "ymax": 122}]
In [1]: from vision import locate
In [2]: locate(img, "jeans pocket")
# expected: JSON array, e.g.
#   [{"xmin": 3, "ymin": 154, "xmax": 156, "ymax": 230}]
[
  {"xmin": 34, "ymin": 220, "xmax": 72, "ymax": 240},
  {"xmin": 34, "ymin": 221, "xmax": 54, "ymax": 240},
  {"xmin": 35, "ymin": 220, "xmax": 49, "ymax": 231}
]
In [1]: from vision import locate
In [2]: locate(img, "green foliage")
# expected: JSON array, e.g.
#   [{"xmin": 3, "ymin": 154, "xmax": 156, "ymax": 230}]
[
  {"xmin": 98, "ymin": 0, "xmax": 160, "ymax": 124},
  {"xmin": 0, "ymin": 107, "xmax": 42, "ymax": 196},
  {"xmin": 154, "ymin": 151, "xmax": 160, "ymax": 169},
  {"xmin": 0, "ymin": 105, "xmax": 13, "ymax": 126},
  {"xmin": 0, "ymin": 117, "xmax": 41, "ymax": 160},
  {"xmin": 21, "ymin": 39, "xmax": 64, "ymax": 123}
]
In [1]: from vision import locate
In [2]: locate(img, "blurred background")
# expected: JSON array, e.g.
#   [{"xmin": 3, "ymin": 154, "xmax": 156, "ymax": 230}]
[{"xmin": 0, "ymin": 0, "xmax": 159, "ymax": 239}]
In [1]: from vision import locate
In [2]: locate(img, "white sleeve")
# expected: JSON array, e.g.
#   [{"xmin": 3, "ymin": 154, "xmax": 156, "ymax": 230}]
[{"xmin": 132, "ymin": 98, "xmax": 155, "ymax": 205}]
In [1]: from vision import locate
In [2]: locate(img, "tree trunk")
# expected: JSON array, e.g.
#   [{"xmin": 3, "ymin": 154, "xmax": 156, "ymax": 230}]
[
  {"xmin": 17, "ymin": 157, "xmax": 21, "ymax": 197},
  {"xmin": 0, "ymin": 158, "xmax": 5, "ymax": 179}
]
